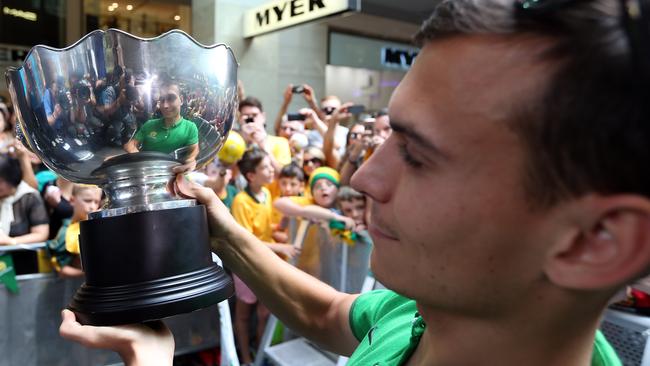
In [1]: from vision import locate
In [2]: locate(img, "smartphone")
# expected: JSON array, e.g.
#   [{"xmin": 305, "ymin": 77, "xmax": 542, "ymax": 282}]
[
  {"xmin": 287, "ymin": 113, "xmax": 306, "ymax": 121},
  {"xmin": 347, "ymin": 105, "xmax": 366, "ymax": 115},
  {"xmin": 363, "ymin": 120, "xmax": 375, "ymax": 135},
  {"xmin": 292, "ymin": 85, "xmax": 305, "ymax": 94}
]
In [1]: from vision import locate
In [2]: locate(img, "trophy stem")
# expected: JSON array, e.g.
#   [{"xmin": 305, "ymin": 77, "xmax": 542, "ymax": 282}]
[{"xmin": 90, "ymin": 152, "xmax": 187, "ymax": 219}]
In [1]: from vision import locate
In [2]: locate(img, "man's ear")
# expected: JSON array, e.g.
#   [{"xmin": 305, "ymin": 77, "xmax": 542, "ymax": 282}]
[{"xmin": 544, "ymin": 195, "xmax": 650, "ymax": 290}]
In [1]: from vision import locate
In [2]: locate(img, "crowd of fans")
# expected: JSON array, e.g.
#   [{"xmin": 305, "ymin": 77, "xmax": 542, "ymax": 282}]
[
  {"xmin": 2, "ymin": 79, "xmax": 648, "ymax": 364},
  {"xmin": 196, "ymin": 84, "xmax": 388, "ymax": 364},
  {"xmin": 0, "ymin": 82, "xmax": 389, "ymax": 363}
]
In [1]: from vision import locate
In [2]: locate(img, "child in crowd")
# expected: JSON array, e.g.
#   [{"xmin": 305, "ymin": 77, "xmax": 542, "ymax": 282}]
[
  {"xmin": 334, "ymin": 186, "xmax": 369, "ymax": 235},
  {"xmin": 274, "ymin": 167, "xmax": 350, "ymax": 222},
  {"xmin": 230, "ymin": 148, "xmax": 298, "ymax": 365},
  {"xmin": 278, "ymin": 163, "xmax": 305, "ymax": 198},
  {"xmin": 274, "ymin": 167, "xmax": 355, "ymax": 276},
  {"xmin": 189, "ymin": 159, "xmax": 239, "ymax": 210},
  {"xmin": 47, "ymin": 184, "xmax": 102, "ymax": 278},
  {"xmin": 272, "ymin": 163, "xmax": 306, "ymax": 243},
  {"xmin": 327, "ymin": 187, "xmax": 373, "ymax": 292}
]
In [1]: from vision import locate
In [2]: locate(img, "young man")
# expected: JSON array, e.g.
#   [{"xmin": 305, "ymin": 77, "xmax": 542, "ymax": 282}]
[
  {"xmin": 60, "ymin": 1, "xmax": 650, "ymax": 365},
  {"xmin": 124, "ymin": 82, "xmax": 199, "ymax": 172}
]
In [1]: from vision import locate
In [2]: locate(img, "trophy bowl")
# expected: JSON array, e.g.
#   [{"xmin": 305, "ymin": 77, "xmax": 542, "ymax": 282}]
[{"xmin": 5, "ymin": 29, "xmax": 237, "ymax": 325}]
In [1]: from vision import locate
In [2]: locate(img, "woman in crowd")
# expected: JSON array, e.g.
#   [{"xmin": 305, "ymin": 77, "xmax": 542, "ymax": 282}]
[{"xmin": 0, "ymin": 155, "xmax": 49, "ymax": 274}]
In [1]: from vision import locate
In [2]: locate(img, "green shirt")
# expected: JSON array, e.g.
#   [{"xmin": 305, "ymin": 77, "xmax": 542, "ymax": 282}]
[
  {"xmin": 348, "ymin": 290, "xmax": 621, "ymax": 366},
  {"xmin": 134, "ymin": 117, "xmax": 199, "ymax": 154},
  {"xmin": 221, "ymin": 184, "xmax": 240, "ymax": 211}
]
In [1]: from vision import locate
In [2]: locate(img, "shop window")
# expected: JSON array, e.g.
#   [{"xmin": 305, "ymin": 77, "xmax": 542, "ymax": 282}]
[
  {"xmin": 0, "ymin": 0, "xmax": 66, "ymax": 47},
  {"xmin": 84, "ymin": 0, "xmax": 191, "ymax": 37}
]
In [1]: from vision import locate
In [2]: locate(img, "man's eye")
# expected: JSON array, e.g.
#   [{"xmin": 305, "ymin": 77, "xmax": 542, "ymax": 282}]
[{"xmin": 398, "ymin": 143, "xmax": 423, "ymax": 168}]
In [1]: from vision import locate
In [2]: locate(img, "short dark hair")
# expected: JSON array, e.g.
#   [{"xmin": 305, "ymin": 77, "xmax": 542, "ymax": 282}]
[
  {"xmin": 337, "ymin": 186, "xmax": 365, "ymax": 204},
  {"xmin": 416, "ymin": 0, "xmax": 650, "ymax": 208},
  {"xmin": 239, "ymin": 96, "xmax": 264, "ymax": 113},
  {"xmin": 279, "ymin": 163, "xmax": 305, "ymax": 182},
  {"xmin": 0, "ymin": 156, "xmax": 22, "ymax": 187},
  {"xmin": 238, "ymin": 147, "xmax": 268, "ymax": 182}
]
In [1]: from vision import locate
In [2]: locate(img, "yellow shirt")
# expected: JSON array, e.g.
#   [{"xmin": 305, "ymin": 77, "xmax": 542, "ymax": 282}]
[
  {"xmin": 65, "ymin": 221, "xmax": 81, "ymax": 255},
  {"xmin": 289, "ymin": 195, "xmax": 313, "ymax": 206},
  {"xmin": 231, "ymin": 187, "xmax": 274, "ymax": 242},
  {"xmin": 265, "ymin": 135, "xmax": 292, "ymax": 166},
  {"xmin": 264, "ymin": 136, "xmax": 293, "ymax": 200}
]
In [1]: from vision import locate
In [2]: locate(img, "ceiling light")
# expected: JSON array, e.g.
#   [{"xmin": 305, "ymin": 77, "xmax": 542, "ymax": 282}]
[
  {"xmin": 174, "ymin": 15, "xmax": 181, "ymax": 21},
  {"xmin": 108, "ymin": 5, "xmax": 115, "ymax": 11},
  {"xmin": 126, "ymin": 4, "xmax": 133, "ymax": 10}
]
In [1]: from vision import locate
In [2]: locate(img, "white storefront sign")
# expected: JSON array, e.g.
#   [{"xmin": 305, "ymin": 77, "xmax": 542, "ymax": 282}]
[{"xmin": 244, "ymin": 0, "xmax": 359, "ymax": 38}]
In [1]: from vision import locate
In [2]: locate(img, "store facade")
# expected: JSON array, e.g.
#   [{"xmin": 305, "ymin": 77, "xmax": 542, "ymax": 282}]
[{"xmin": 1, "ymin": 0, "xmax": 428, "ymax": 120}]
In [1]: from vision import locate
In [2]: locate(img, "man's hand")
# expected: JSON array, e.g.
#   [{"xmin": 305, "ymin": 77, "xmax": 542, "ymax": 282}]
[
  {"xmin": 172, "ymin": 159, "xmax": 197, "ymax": 174},
  {"xmin": 240, "ymin": 122, "xmax": 266, "ymax": 147},
  {"xmin": 283, "ymin": 84, "xmax": 294, "ymax": 105},
  {"xmin": 59, "ymin": 309, "xmax": 174, "ymax": 366},
  {"xmin": 168, "ymin": 174, "xmax": 240, "ymax": 243},
  {"xmin": 276, "ymin": 244, "xmax": 301, "ymax": 259},
  {"xmin": 53, "ymin": 104, "xmax": 63, "ymax": 119},
  {"xmin": 299, "ymin": 108, "xmax": 321, "ymax": 130},
  {"xmin": 44, "ymin": 185, "xmax": 62, "ymax": 207},
  {"xmin": 302, "ymin": 84, "xmax": 316, "ymax": 105},
  {"xmin": 0, "ymin": 231, "xmax": 14, "ymax": 245},
  {"xmin": 337, "ymin": 216, "xmax": 356, "ymax": 231},
  {"xmin": 329, "ymin": 102, "xmax": 353, "ymax": 128},
  {"xmin": 347, "ymin": 138, "xmax": 367, "ymax": 162}
]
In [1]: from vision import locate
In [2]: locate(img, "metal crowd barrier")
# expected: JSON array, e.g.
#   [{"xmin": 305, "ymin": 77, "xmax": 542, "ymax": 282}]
[
  {"xmin": 0, "ymin": 243, "xmax": 222, "ymax": 366},
  {"xmin": 253, "ymin": 218, "xmax": 375, "ymax": 366},
  {"xmin": 288, "ymin": 218, "xmax": 373, "ymax": 294}
]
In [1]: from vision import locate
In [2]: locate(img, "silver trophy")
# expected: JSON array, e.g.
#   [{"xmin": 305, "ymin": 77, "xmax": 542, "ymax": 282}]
[{"xmin": 5, "ymin": 29, "xmax": 237, "ymax": 325}]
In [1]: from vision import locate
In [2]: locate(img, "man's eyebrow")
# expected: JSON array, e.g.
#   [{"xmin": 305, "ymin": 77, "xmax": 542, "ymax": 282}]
[{"xmin": 391, "ymin": 120, "xmax": 448, "ymax": 159}]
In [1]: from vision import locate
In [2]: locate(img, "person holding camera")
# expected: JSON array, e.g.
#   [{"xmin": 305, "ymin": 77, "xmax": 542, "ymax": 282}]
[
  {"xmin": 273, "ymin": 84, "xmax": 320, "ymax": 136},
  {"xmin": 69, "ymin": 76, "xmax": 102, "ymax": 140},
  {"xmin": 96, "ymin": 67, "xmax": 140, "ymax": 146},
  {"xmin": 238, "ymin": 97, "xmax": 292, "ymax": 184},
  {"xmin": 273, "ymin": 84, "xmax": 344, "ymax": 149},
  {"xmin": 43, "ymin": 78, "xmax": 71, "ymax": 133},
  {"xmin": 338, "ymin": 111, "xmax": 392, "ymax": 186}
]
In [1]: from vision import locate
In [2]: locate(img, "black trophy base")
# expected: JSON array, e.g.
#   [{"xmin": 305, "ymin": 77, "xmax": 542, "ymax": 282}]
[{"xmin": 68, "ymin": 204, "xmax": 234, "ymax": 326}]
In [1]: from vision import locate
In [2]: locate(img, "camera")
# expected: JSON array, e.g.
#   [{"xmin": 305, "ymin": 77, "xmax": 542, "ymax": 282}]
[
  {"xmin": 287, "ymin": 113, "xmax": 306, "ymax": 121},
  {"xmin": 72, "ymin": 81, "xmax": 92, "ymax": 101},
  {"xmin": 322, "ymin": 106, "xmax": 336, "ymax": 115},
  {"xmin": 347, "ymin": 105, "xmax": 365, "ymax": 115},
  {"xmin": 291, "ymin": 85, "xmax": 305, "ymax": 94},
  {"xmin": 56, "ymin": 89, "xmax": 71, "ymax": 110},
  {"xmin": 125, "ymin": 85, "xmax": 139, "ymax": 103}
]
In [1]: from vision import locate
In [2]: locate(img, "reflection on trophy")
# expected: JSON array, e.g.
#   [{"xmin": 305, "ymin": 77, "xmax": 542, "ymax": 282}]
[{"xmin": 5, "ymin": 29, "xmax": 237, "ymax": 325}]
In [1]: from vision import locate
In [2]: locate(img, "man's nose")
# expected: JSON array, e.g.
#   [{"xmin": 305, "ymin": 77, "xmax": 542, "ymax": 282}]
[{"xmin": 350, "ymin": 136, "xmax": 399, "ymax": 204}]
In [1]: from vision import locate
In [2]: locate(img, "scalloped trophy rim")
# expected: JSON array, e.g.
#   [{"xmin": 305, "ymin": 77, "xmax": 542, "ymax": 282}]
[
  {"xmin": 4, "ymin": 28, "xmax": 238, "ymax": 188},
  {"xmin": 5, "ymin": 28, "xmax": 239, "ymax": 77}
]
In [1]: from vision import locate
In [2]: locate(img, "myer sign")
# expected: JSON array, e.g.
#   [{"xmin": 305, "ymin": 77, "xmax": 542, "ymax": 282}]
[
  {"xmin": 244, "ymin": 0, "xmax": 359, "ymax": 38},
  {"xmin": 381, "ymin": 47, "xmax": 419, "ymax": 70}
]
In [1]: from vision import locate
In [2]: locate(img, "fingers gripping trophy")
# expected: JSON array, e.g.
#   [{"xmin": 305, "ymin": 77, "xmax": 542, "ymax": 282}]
[{"xmin": 5, "ymin": 29, "xmax": 237, "ymax": 325}]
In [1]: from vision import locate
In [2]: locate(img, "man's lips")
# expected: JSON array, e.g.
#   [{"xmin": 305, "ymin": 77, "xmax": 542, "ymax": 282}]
[{"xmin": 368, "ymin": 220, "xmax": 399, "ymax": 241}]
